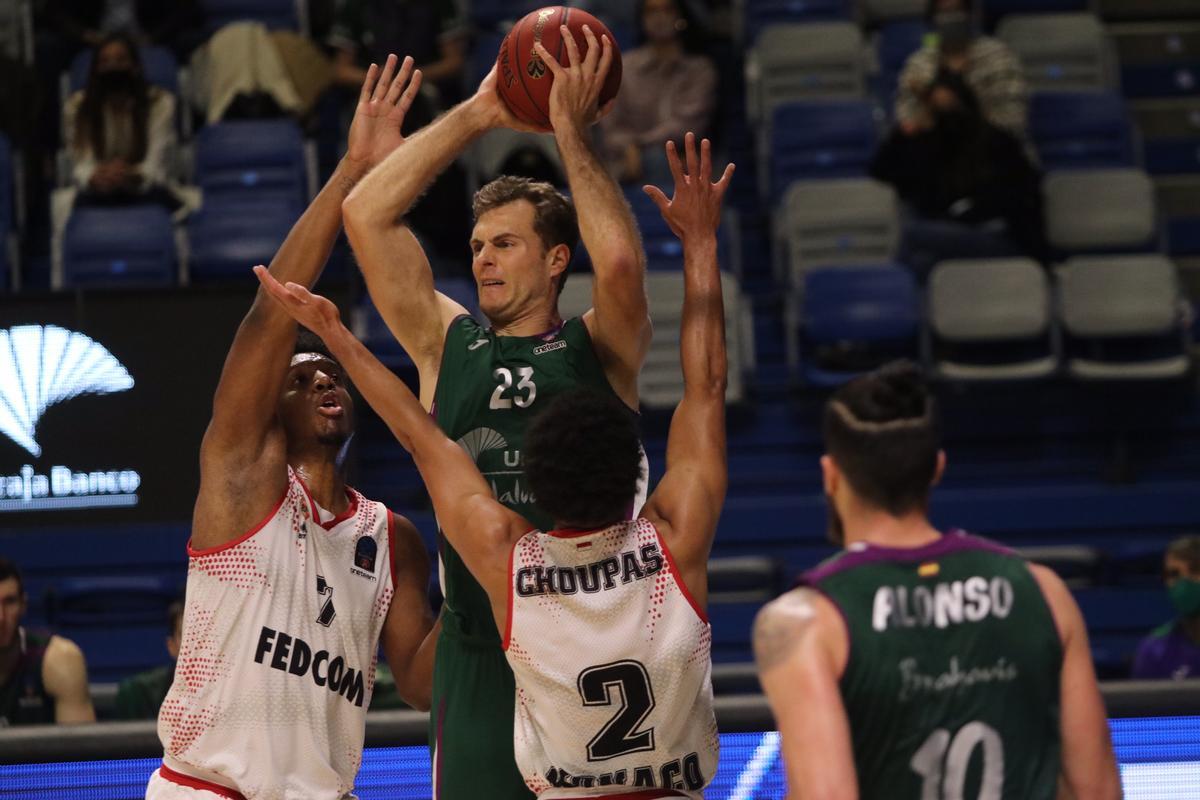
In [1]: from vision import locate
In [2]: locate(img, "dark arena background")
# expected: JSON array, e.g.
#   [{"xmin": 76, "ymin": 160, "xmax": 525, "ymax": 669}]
[{"xmin": 2, "ymin": 0, "xmax": 1200, "ymax": 797}]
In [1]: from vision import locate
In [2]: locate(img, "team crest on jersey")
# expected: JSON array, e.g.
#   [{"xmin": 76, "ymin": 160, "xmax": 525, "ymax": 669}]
[{"xmin": 351, "ymin": 536, "xmax": 377, "ymax": 580}]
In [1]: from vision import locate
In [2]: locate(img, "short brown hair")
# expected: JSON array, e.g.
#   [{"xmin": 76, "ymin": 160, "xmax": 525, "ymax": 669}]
[
  {"xmin": 1167, "ymin": 536, "xmax": 1200, "ymax": 573},
  {"xmin": 472, "ymin": 176, "xmax": 579, "ymax": 293}
]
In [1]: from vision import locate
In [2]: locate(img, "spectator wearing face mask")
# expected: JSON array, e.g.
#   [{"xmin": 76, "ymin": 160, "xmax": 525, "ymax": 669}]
[
  {"xmin": 600, "ymin": 0, "xmax": 716, "ymax": 185},
  {"xmin": 63, "ymin": 32, "xmax": 180, "ymax": 209},
  {"xmin": 895, "ymin": 0, "xmax": 1029, "ymax": 144},
  {"xmin": 1133, "ymin": 536, "xmax": 1200, "ymax": 681},
  {"xmin": 870, "ymin": 70, "xmax": 1048, "ymax": 267}
]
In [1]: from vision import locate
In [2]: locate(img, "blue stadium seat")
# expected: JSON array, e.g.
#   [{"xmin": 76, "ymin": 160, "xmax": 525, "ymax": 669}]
[
  {"xmin": 875, "ymin": 20, "xmax": 927, "ymax": 105},
  {"xmin": 743, "ymin": 0, "xmax": 852, "ymax": 44},
  {"xmin": 1030, "ymin": 92, "xmax": 1137, "ymax": 170},
  {"xmin": 46, "ymin": 576, "xmax": 179, "ymax": 628},
  {"xmin": 63, "ymin": 204, "xmax": 177, "ymax": 287},
  {"xmin": 187, "ymin": 201, "xmax": 301, "ymax": 282},
  {"xmin": 202, "ymin": 0, "xmax": 299, "ymax": 32},
  {"xmin": 798, "ymin": 265, "xmax": 920, "ymax": 386},
  {"xmin": 68, "ymin": 45, "xmax": 180, "ymax": 95},
  {"xmin": 194, "ymin": 120, "xmax": 307, "ymax": 207},
  {"xmin": 1143, "ymin": 138, "xmax": 1200, "ymax": 175},
  {"xmin": 768, "ymin": 100, "xmax": 878, "ymax": 201}
]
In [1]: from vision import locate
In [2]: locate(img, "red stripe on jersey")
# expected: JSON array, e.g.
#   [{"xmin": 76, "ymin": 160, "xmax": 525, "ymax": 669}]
[
  {"xmin": 186, "ymin": 484, "xmax": 288, "ymax": 557},
  {"xmin": 294, "ymin": 476, "xmax": 359, "ymax": 531},
  {"xmin": 653, "ymin": 524, "xmax": 709, "ymax": 625},
  {"xmin": 546, "ymin": 525, "xmax": 608, "ymax": 539},
  {"xmin": 158, "ymin": 764, "xmax": 246, "ymax": 799}
]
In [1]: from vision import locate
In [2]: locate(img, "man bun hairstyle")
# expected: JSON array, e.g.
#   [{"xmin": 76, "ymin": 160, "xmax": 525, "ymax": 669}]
[
  {"xmin": 823, "ymin": 361, "xmax": 941, "ymax": 516},
  {"xmin": 524, "ymin": 389, "xmax": 644, "ymax": 529},
  {"xmin": 473, "ymin": 176, "xmax": 579, "ymax": 294}
]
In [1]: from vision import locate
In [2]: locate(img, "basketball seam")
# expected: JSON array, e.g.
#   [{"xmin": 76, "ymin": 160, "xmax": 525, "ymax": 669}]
[{"xmin": 514, "ymin": 13, "xmax": 552, "ymax": 128}]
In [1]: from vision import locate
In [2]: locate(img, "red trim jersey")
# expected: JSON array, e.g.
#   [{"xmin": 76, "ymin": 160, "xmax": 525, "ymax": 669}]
[
  {"xmin": 505, "ymin": 518, "xmax": 718, "ymax": 799},
  {"xmin": 155, "ymin": 468, "xmax": 398, "ymax": 799}
]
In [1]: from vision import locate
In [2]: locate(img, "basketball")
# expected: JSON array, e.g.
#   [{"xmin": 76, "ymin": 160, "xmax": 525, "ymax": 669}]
[{"xmin": 495, "ymin": 6, "xmax": 623, "ymax": 131}]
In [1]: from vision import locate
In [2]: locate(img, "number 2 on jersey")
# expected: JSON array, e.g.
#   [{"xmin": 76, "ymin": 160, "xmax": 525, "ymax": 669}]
[
  {"xmin": 490, "ymin": 367, "xmax": 537, "ymax": 410},
  {"xmin": 910, "ymin": 721, "xmax": 1004, "ymax": 800},
  {"xmin": 578, "ymin": 660, "xmax": 657, "ymax": 761}
]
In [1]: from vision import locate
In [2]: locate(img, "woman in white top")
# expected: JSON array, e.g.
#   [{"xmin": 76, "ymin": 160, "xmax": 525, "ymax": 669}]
[{"xmin": 63, "ymin": 32, "xmax": 179, "ymax": 209}]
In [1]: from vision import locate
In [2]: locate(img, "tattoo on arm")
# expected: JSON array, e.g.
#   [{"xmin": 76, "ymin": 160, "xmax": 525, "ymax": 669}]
[{"xmin": 753, "ymin": 588, "xmax": 820, "ymax": 672}]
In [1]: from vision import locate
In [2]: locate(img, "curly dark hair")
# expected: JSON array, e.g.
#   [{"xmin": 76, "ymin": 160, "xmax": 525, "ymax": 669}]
[
  {"xmin": 472, "ymin": 176, "xmax": 579, "ymax": 294},
  {"xmin": 823, "ymin": 361, "xmax": 941, "ymax": 516},
  {"xmin": 524, "ymin": 390, "xmax": 644, "ymax": 529}
]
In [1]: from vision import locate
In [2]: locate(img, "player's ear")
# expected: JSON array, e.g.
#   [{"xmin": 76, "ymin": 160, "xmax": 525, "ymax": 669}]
[
  {"xmin": 931, "ymin": 450, "xmax": 947, "ymax": 487},
  {"xmin": 820, "ymin": 454, "xmax": 837, "ymax": 496},
  {"xmin": 546, "ymin": 243, "xmax": 570, "ymax": 277}
]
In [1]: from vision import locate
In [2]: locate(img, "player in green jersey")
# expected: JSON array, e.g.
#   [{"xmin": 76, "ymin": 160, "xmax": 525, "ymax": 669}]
[
  {"xmin": 341, "ymin": 29, "xmax": 650, "ymax": 800},
  {"xmin": 753, "ymin": 364, "xmax": 1121, "ymax": 800}
]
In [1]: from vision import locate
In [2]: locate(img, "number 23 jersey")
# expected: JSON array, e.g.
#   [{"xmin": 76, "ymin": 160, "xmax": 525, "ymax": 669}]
[{"xmin": 504, "ymin": 518, "xmax": 719, "ymax": 798}]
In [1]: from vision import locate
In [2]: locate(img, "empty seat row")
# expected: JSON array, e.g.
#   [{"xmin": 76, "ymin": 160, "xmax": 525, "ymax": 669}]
[{"xmin": 795, "ymin": 255, "xmax": 1191, "ymax": 386}]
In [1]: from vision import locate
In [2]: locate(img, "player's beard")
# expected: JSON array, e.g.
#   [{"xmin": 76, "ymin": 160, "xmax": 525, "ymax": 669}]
[{"xmin": 825, "ymin": 493, "xmax": 846, "ymax": 547}]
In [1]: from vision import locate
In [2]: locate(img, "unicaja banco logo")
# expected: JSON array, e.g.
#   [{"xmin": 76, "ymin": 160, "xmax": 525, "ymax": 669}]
[
  {"xmin": 0, "ymin": 325, "xmax": 133, "ymax": 456},
  {"xmin": 0, "ymin": 325, "xmax": 141, "ymax": 513}
]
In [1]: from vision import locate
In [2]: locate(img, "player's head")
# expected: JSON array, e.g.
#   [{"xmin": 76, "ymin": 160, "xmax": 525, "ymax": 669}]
[
  {"xmin": 1165, "ymin": 536, "xmax": 1200, "ymax": 620},
  {"xmin": 821, "ymin": 362, "xmax": 944, "ymax": 546},
  {"xmin": 278, "ymin": 329, "xmax": 355, "ymax": 453},
  {"xmin": 470, "ymin": 177, "xmax": 579, "ymax": 323},
  {"xmin": 0, "ymin": 558, "xmax": 26, "ymax": 650},
  {"xmin": 166, "ymin": 598, "xmax": 184, "ymax": 660},
  {"xmin": 525, "ymin": 389, "xmax": 644, "ymax": 530}
]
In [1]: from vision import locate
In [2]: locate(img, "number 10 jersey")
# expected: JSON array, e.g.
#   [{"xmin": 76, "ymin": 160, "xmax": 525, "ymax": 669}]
[{"xmin": 505, "ymin": 518, "xmax": 719, "ymax": 798}]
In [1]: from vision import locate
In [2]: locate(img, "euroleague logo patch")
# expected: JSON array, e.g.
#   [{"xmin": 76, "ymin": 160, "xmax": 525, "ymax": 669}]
[{"xmin": 351, "ymin": 536, "xmax": 377, "ymax": 581}]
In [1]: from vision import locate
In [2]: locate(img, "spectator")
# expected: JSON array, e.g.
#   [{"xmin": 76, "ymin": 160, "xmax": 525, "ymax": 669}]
[
  {"xmin": 895, "ymin": 0, "xmax": 1028, "ymax": 143},
  {"xmin": 115, "ymin": 599, "xmax": 182, "ymax": 720},
  {"xmin": 1133, "ymin": 536, "xmax": 1200, "ymax": 680},
  {"xmin": 0, "ymin": 558, "xmax": 95, "ymax": 725},
  {"xmin": 870, "ymin": 70, "xmax": 1048, "ymax": 266},
  {"xmin": 601, "ymin": 0, "xmax": 716, "ymax": 185},
  {"xmin": 63, "ymin": 32, "xmax": 180, "ymax": 210}
]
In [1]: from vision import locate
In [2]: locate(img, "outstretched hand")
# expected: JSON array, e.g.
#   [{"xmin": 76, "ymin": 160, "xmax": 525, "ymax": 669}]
[
  {"xmin": 253, "ymin": 266, "xmax": 343, "ymax": 338},
  {"xmin": 643, "ymin": 133, "xmax": 735, "ymax": 241},
  {"xmin": 346, "ymin": 54, "xmax": 423, "ymax": 169},
  {"xmin": 533, "ymin": 24, "xmax": 615, "ymax": 132},
  {"xmin": 473, "ymin": 63, "xmax": 545, "ymax": 133}
]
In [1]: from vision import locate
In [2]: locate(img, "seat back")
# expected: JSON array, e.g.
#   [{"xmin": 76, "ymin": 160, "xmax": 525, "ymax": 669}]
[
  {"xmin": 194, "ymin": 120, "xmax": 307, "ymax": 207},
  {"xmin": 752, "ymin": 22, "xmax": 866, "ymax": 118},
  {"xmin": 201, "ymin": 0, "xmax": 300, "ymax": 32},
  {"xmin": 1043, "ymin": 168, "xmax": 1157, "ymax": 253},
  {"xmin": 767, "ymin": 100, "xmax": 879, "ymax": 200},
  {"xmin": 782, "ymin": 177, "xmax": 900, "ymax": 285},
  {"xmin": 742, "ymin": 0, "xmax": 853, "ymax": 44},
  {"xmin": 1030, "ymin": 92, "xmax": 1137, "ymax": 170},
  {"xmin": 69, "ymin": 45, "xmax": 180, "ymax": 95},
  {"xmin": 997, "ymin": 13, "xmax": 1115, "ymax": 92},
  {"xmin": 63, "ymin": 204, "xmax": 177, "ymax": 287},
  {"xmin": 187, "ymin": 201, "xmax": 301, "ymax": 282}
]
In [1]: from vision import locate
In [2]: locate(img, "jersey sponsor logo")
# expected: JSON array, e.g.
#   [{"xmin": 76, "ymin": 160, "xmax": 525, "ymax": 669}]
[
  {"xmin": 898, "ymin": 655, "xmax": 1019, "ymax": 701},
  {"xmin": 315, "ymin": 575, "xmax": 337, "ymax": 626},
  {"xmin": 352, "ymin": 536, "xmax": 377, "ymax": 581},
  {"xmin": 872, "ymin": 576, "xmax": 1014, "ymax": 632},
  {"xmin": 532, "ymin": 340, "xmax": 567, "ymax": 356},
  {"xmin": 516, "ymin": 544, "xmax": 665, "ymax": 597},
  {"xmin": 542, "ymin": 752, "xmax": 706, "ymax": 791},
  {"xmin": 253, "ymin": 626, "xmax": 366, "ymax": 707}
]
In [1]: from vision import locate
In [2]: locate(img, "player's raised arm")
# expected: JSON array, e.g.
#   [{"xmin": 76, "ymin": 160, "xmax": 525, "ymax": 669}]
[
  {"xmin": 342, "ymin": 66, "xmax": 536, "ymax": 406},
  {"xmin": 533, "ymin": 27, "xmax": 651, "ymax": 407},
  {"xmin": 1029, "ymin": 565, "xmax": 1123, "ymax": 799},
  {"xmin": 253, "ymin": 268, "xmax": 524, "ymax": 601},
  {"xmin": 638, "ymin": 134, "xmax": 735, "ymax": 601},
  {"xmin": 193, "ymin": 56, "xmax": 422, "ymax": 550},
  {"xmin": 754, "ymin": 588, "xmax": 857, "ymax": 800}
]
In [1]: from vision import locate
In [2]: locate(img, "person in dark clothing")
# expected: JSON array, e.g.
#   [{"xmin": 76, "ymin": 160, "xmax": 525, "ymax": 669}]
[
  {"xmin": 1133, "ymin": 536, "xmax": 1200, "ymax": 680},
  {"xmin": 0, "ymin": 558, "xmax": 95, "ymax": 726},
  {"xmin": 870, "ymin": 69, "xmax": 1049, "ymax": 267},
  {"xmin": 115, "ymin": 599, "xmax": 183, "ymax": 719}
]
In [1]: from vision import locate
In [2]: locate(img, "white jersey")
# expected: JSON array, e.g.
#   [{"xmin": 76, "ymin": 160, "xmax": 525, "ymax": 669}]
[
  {"xmin": 155, "ymin": 468, "xmax": 396, "ymax": 800},
  {"xmin": 505, "ymin": 518, "xmax": 719, "ymax": 799}
]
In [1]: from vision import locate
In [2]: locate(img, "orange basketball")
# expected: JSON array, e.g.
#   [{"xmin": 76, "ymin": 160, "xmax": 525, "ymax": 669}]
[{"xmin": 495, "ymin": 6, "xmax": 623, "ymax": 132}]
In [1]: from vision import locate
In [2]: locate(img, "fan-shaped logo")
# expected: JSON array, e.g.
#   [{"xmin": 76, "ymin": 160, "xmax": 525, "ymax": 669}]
[
  {"xmin": 0, "ymin": 325, "xmax": 134, "ymax": 457},
  {"xmin": 455, "ymin": 427, "xmax": 508, "ymax": 462}
]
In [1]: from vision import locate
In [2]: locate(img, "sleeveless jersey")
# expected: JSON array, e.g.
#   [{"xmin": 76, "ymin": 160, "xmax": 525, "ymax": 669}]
[
  {"xmin": 506, "ymin": 519, "xmax": 719, "ymax": 798},
  {"xmin": 157, "ymin": 468, "xmax": 397, "ymax": 800},
  {"xmin": 432, "ymin": 315, "xmax": 639, "ymax": 646},
  {"xmin": 0, "ymin": 627, "xmax": 54, "ymax": 726},
  {"xmin": 802, "ymin": 531, "xmax": 1062, "ymax": 800}
]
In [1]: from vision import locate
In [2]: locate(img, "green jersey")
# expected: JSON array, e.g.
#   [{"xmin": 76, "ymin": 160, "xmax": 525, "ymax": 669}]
[
  {"xmin": 429, "ymin": 314, "xmax": 633, "ymax": 800},
  {"xmin": 802, "ymin": 531, "xmax": 1062, "ymax": 800}
]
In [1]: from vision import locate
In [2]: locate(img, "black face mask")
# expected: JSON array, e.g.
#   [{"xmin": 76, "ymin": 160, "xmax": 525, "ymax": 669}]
[
  {"xmin": 94, "ymin": 69, "xmax": 140, "ymax": 97},
  {"xmin": 934, "ymin": 10, "xmax": 972, "ymax": 53},
  {"xmin": 933, "ymin": 107, "xmax": 978, "ymax": 144}
]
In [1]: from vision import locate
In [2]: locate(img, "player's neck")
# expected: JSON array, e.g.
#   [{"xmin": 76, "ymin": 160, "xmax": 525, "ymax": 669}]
[
  {"xmin": 843, "ymin": 507, "xmax": 941, "ymax": 551},
  {"xmin": 491, "ymin": 305, "xmax": 563, "ymax": 338},
  {"xmin": 289, "ymin": 457, "xmax": 349, "ymax": 516}
]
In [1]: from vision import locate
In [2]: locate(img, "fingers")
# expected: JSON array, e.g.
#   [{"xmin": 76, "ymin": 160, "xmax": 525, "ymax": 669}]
[
  {"xmin": 699, "ymin": 136, "xmax": 712, "ymax": 185},
  {"xmin": 532, "ymin": 41, "xmax": 564, "ymax": 78},
  {"xmin": 393, "ymin": 68, "xmax": 423, "ymax": 120},
  {"xmin": 684, "ymin": 131, "xmax": 698, "ymax": 181},
  {"xmin": 253, "ymin": 265, "xmax": 292, "ymax": 306},
  {"xmin": 665, "ymin": 139, "xmax": 685, "ymax": 188},
  {"xmin": 372, "ymin": 54, "xmax": 397, "ymax": 103},
  {"xmin": 560, "ymin": 25, "xmax": 582, "ymax": 70},
  {"xmin": 598, "ymin": 97, "xmax": 616, "ymax": 120},
  {"xmin": 597, "ymin": 34, "xmax": 613, "ymax": 82},
  {"xmin": 384, "ymin": 55, "xmax": 414, "ymax": 106},
  {"xmin": 715, "ymin": 162, "xmax": 736, "ymax": 193},
  {"xmin": 358, "ymin": 62, "xmax": 379, "ymax": 105},
  {"xmin": 579, "ymin": 24, "xmax": 599, "ymax": 74},
  {"xmin": 642, "ymin": 184, "xmax": 671, "ymax": 215}
]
